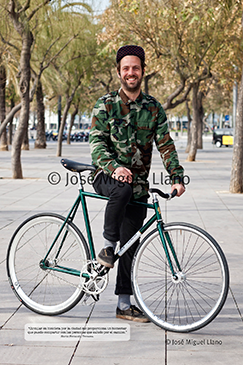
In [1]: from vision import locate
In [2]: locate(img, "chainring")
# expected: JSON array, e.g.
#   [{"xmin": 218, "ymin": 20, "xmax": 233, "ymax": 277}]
[{"xmin": 81, "ymin": 260, "xmax": 109, "ymax": 295}]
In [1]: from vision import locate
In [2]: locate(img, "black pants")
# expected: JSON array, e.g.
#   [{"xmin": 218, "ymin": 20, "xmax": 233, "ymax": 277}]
[{"xmin": 93, "ymin": 172, "xmax": 147, "ymax": 295}]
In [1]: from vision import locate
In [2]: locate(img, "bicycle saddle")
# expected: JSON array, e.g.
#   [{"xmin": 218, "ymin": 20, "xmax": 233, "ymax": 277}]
[{"xmin": 61, "ymin": 159, "xmax": 96, "ymax": 173}]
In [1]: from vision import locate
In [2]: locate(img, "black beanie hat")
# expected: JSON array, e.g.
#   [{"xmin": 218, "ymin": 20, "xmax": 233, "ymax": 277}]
[{"xmin": 116, "ymin": 45, "xmax": 145, "ymax": 64}]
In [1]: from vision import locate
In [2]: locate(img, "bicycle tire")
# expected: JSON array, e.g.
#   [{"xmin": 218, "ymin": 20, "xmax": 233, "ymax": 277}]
[
  {"xmin": 7, "ymin": 213, "xmax": 90, "ymax": 315},
  {"xmin": 132, "ymin": 222, "xmax": 229, "ymax": 332}
]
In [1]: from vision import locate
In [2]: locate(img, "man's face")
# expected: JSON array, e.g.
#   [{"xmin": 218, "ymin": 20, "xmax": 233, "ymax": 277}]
[{"xmin": 118, "ymin": 55, "xmax": 143, "ymax": 93}]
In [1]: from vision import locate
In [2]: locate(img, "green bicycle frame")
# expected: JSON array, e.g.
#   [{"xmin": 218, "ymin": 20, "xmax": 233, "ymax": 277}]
[{"xmin": 40, "ymin": 181, "xmax": 181, "ymax": 278}]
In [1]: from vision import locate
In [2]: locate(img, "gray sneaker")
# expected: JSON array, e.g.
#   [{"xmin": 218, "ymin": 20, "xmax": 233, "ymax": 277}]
[
  {"xmin": 97, "ymin": 247, "xmax": 114, "ymax": 268},
  {"xmin": 116, "ymin": 305, "xmax": 150, "ymax": 323}
]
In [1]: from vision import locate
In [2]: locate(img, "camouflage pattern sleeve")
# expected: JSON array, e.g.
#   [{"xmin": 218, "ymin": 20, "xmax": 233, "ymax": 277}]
[
  {"xmin": 89, "ymin": 98, "xmax": 122, "ymax": 176},
  {"xmin": 155, "ymin": 104, "xmax": 184, "ymax": 185}
]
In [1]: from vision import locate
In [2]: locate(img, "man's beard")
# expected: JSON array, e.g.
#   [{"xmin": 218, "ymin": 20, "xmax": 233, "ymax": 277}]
[{"xmin": 120, "ymin": 75, "xmax": 143, "ymax": 93}]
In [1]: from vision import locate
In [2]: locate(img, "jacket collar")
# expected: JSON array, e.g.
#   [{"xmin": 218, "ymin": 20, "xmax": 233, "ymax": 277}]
[{"xmin": 119, "ymin": 87, "xmax": 143, "ymax": 107}]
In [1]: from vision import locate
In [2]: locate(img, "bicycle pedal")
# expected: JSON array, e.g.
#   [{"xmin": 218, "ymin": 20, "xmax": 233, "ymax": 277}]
[
  {"xmin": 82, "ymin": 293, "xmax": 99, "ymax": 306},
  {"xmin": 91, "ymin": 293, "xmax": 100, "ymax": 302}
]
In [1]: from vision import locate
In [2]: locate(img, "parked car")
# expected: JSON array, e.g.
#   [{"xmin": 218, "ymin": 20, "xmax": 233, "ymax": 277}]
[{"xmin": 212, "ymin": 128, "xmax": 234, "ymax": 148}]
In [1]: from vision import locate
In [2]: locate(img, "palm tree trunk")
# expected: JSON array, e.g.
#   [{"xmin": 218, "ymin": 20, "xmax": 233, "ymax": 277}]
[
  {"xmin": 187, "ymin": 83, "xmax": 200, "ymax": 161},
  {"xmin": 35, "ymin": 80, "xmax": 46, "ymax": 149},
  {"xmin": 11, "ymin": 31, "xmax": 33, "ymax": 178},
  {"xmin": 8, "ymin": 98, "xmax": 15, "ymax": 145},
  {"xmin": 197, "ymin": 91, "xmax": 204, "ymax": 149},
  {"xmin": 67, "ymin": 105, "xmax": 78, "ymax": 144},
  {"xmin": 185, "ymin": 100, "xmax": 192, "ymax": 153},
  {"xmin": 57, "ymin": 95, "xmax": 72, "ymax": 157},
  {"xmin": 229, "ymin": 64, "xmax": 243, "ymax": 193},
  {"xmin": 0, "ymin": 63, "xmax": 8, "ymax": 151},
  {"xmin": 57, "ymin": 77, "xmax": 82, "ymax": 157},
  {"xmin": 21, "ymin": 128, "xmax": 29, "ymax": 150}
]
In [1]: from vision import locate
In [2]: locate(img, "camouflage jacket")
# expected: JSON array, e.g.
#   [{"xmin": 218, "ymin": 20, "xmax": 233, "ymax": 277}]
[{"xmin": 89, "ymin": 88, "xmax": 184, "ymax": 199}]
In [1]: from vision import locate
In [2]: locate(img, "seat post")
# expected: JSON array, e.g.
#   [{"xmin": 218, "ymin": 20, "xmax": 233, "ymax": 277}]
[{"xmin": 77, "ymin": 172, "xmax": 84, "ymax": 191}]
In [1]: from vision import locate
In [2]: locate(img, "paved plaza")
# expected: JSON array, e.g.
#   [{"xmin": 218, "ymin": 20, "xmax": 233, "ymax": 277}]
[{"xmin": 0, "ymin": 135, "xmax": 242, "ymax": 365}]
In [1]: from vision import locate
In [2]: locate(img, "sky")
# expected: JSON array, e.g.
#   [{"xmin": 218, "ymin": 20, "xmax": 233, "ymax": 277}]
[{"xmin": 85, "ymin": 0, "xmax": 111, "ymax": 14}]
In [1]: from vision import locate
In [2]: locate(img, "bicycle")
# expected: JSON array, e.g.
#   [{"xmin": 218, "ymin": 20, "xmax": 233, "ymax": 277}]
[{"xmin": 6, "ymin": 159, "xmax": 229, "ymax": 333}]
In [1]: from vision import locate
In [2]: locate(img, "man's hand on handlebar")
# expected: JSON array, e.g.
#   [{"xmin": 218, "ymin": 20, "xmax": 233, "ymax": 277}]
[{"xmin": 171, "ymin": 183, "xmax": 185, "ymax": 197}]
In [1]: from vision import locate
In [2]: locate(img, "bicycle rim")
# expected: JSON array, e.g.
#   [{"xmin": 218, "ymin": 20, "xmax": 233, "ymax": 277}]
[
  {"xmin": 7, "ymin": 213, "xmax": 90, "ymax": 315},
  {"xmin": 132, "ymin": 223, "xmax": 229, "ymax": 332}
]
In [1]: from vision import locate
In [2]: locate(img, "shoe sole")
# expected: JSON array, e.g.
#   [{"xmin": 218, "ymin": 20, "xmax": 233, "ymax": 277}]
[
  {"xmin": 116, "ymin": 314, "xmax": 150, "ymax": 323},
  {"xmin": 97, "ymin": 256, "xmax": 114, "ymax": 269}
]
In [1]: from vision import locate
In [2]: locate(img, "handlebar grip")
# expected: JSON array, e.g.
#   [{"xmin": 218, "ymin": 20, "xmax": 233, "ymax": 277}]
[
  {"xmin": 149, "ymin": 188, "xmax": 178, "ymax": 200},
  {"xmin": 149, "ymin": 188, "xmax": 169, "ymax": 199},
  {"xmin": 171, "ymin": 189, "xmax": 178, "ymax": 198}
]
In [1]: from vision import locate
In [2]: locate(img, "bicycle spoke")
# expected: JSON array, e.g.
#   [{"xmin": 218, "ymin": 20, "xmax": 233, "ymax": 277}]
[
  {"xmin": 7, "ymin": 214, "xmax": 89, "ymax": 315},
  {"xmin": 132, "ymin": 223, "xmax": 229, "ymax": 332}
]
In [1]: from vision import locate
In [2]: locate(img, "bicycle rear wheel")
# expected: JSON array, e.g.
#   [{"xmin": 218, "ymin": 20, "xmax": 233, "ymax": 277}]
[
  {"xmin": 132, "ymin": 223, "xmax": 229, "ymax": 332},
  {"xmin": 7, "ymin": 213, "xmax": 90, "ymax": 315}
]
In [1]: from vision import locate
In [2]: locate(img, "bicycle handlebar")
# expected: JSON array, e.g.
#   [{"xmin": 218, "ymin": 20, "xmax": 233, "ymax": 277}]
[{"xmin": 149, "ymin": 188, "xmax": 177, "ymax": 200}]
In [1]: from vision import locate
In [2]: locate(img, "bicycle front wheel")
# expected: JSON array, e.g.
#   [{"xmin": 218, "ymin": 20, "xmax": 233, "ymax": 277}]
[
  {"xmin": 132, "ymin": 223, "xmax": 229, "ymax": 332},
  {"xmin": 7, "ymin": 213, "xmax": 90, "ymax": 315}
]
